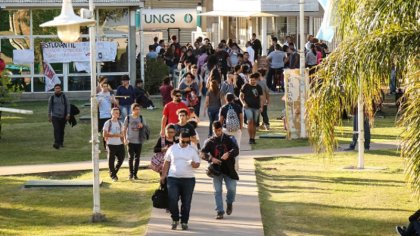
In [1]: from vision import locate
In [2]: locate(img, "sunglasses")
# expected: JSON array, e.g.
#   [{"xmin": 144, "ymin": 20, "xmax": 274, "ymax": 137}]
[
  {"xmin": 181, "ymin": 141, "xmax": 191, "ymax": 144},
  {"xmin": 175, "ymin": 94, "xmax": 182, "ymax": 97}
]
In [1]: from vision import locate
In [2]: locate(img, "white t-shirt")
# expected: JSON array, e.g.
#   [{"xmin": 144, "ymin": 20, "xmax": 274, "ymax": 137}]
[
  {"xmin": 165, "ymin": 144, "xmax": 201, "ymax": 178},
  {"xmin": 246, "ymin": 46, "xmax": 255, "ymax": 65},
  {"xmin": 103, "ymin": 120, "xmax": 123, "ymax": 145}
]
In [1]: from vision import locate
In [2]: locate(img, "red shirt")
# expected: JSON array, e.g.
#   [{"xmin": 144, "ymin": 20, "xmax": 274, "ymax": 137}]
[{"xmin": 163, "ymin": 101, "xmax": 189, "ymax": 125}]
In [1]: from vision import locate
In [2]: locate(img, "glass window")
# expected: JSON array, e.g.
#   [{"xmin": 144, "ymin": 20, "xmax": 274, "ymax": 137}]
[
  {"xmin": 32, "ymin": 9, "xmax": 62, "ymax": 36},
  {"xmin": 33, "ymin": 76, "xmax": 63, "ymax": 92},
  {"xmin": 99, "ymin": 37, "xmax": 128, "ymax": 73},
  {"xmin": 98, "ymin": 8, "xmax": 129, "ymax": 34},
  {"xmin": 0, "ymin": 10, "xmax": 31, "ymax": 36},
  {"xmin": 68, "ymin": 75, "xmax": 91, "ymax": 91}
]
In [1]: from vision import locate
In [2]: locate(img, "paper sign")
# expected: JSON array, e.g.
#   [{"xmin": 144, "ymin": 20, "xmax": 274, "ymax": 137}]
[{"xmin": 13, "ymin": 49, "xmax": 34, "ymax": 64}]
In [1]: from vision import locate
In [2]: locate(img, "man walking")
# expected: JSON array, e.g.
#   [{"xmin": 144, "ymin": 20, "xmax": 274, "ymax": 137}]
[
  {"xmin": 48, "ymin": 84, "xmax": 70, "ymax": 149},
  {"xmin": 123, "ymin": 103, "xmax": 147, "ymax": 180},
  {"xmin": 97, "ymin": 81, "xmax": 116, "ymax": 148},
  {"xmin": 160, "ymin": 131, "xmax": 201, "ymax": 230},
  {"xmin": 103, "ymin": 108, "xmax": 125, "ymax": 182},
  {"xmin": 116, "ymin": 75, "xmax": 136, "ymax": 121},
  {"xmin": 160, "ymin": 89, "xmax": 189, "ymax": 136},
  {"xmin": 201, "ymin": 121, "xmax": 239, "ymax": 220},
  {"xmin": 219, "ymin": 93, "xmax": 243, "ymax": 169},
  {"xmin": 240, "ymin": 73, "xmax": 264, "ymax": 144},
  {"xmin": 257, "ymin": 72, "xmax": 271, "ymax": 130},
  {"xmin": 266, "ymin": 44, "xmax": 287, "ymax": 92}
]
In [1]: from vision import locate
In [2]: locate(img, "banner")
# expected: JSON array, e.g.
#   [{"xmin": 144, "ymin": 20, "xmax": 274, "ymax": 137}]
[
  {"xmin": 284, "ymin": 69, "xmax": 309, "ymax": 139},
  {"xmin": 141, "ymin": 9, "xmax": 197, "ymax": 29},
  {"xmin": 316, "ymin": 0, "xmax": 334, "ymax": 42},
  {"xmin": 13, "ymin": 49, "xmax": 34, "ymax": 64},
  {"xmin": 41, "ymin": 41, "xmax": 118, "ymax": 63},
  {"xmin": 43, "ymin": 62, "xmax": 61, "ymax": 92}
]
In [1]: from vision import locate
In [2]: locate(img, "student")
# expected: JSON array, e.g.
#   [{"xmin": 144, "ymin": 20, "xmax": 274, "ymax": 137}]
[{"xmin": 48, "ymin": 84, "xmax": 70, "ymax": 149}]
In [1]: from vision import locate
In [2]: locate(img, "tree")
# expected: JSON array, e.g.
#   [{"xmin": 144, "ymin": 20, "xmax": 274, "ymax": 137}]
[{"xmin": 306, "ymin": 1, "xmax": 420, "ymax": 194}]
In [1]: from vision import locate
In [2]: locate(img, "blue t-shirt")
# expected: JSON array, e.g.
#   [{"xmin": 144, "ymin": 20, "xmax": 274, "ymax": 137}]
[
  {"xmin": 97, "ymin": 91, "xmax": 113, "ymax": 119},
  {"xmin": 116, "ymin": 85, "xmax": 135, "ymax": 106}
]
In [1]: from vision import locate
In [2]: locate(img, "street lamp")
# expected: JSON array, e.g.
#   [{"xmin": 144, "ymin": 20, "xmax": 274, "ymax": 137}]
[
  {"xmin": 41, "ymin": 0, "xmax": 105, "ymax": 222},
  {"xmin": 196, "ymin": 2, "xmax": 202, "ymax": 30}
]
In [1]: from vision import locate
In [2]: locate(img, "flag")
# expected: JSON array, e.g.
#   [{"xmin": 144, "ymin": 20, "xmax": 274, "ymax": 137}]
[
  {"xmin": 316, "ymin": 0, "xmax": 334, "ymax": 42},
  {"xmin": 43, "ymin": 61, "xmax": 61, "ymax": 91}
]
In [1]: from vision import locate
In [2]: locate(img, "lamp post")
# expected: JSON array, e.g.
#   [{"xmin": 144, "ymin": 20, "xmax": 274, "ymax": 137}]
[
  {"xmin": 196, "ymin": 3, "xmax": 202, "ymax": 31},
  {"xmin": 41, "ymin": 0, "xmax": 105, "ymax": 222},
  {"xmin": 299, "ymin": 0, "xmax": 307, "ymax": 138}
]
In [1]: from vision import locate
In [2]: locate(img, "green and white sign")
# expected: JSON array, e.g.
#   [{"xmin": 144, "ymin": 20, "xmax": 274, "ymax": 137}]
[{"xmin": 142, "ymin": 9, "xmax": 197, "ymax": 29}]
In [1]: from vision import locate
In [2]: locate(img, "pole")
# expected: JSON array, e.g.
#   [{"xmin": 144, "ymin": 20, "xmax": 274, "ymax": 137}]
[
  {"xmin": 139, "ymin": 7, "xmax": 145, "ymax": 84},
  {"xmin": 299, "ymin": 0, "xmax": 306, "ymax": 138},
  {"xmin": 89, "ymin": 0, "xmax": 104, "ymax": 222},
  {"xmin": 261, "ymin": 17, "xmax": 267, "ymax": 56},
  {"xmin": 357, "ymin": 77, "xmax": 365, "ymax": 169}
]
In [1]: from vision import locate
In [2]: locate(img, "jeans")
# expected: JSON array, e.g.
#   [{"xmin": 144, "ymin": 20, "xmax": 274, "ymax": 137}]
[
  {"xmin": 119, "ymin": 105, "xmax": 131, "ymax": 122},
  {"xmin": 260, "ymin": 104, "xmax": 269, "ymax": 126},
  {"xmin": 244, "ymin": 108, "xmax": 260, "ymax": 123},
  {"xmin": 266, "ymin": 67, "xmax": 283, "ymax": 91},
  {"xmin": 213, "ymin": 174, "xmax": 237, "ymax": 214},
  {"xmin": 128, "ymin": 143, "xmax": 142, "ymax": 177},
  {"xmin": 349, "ymin": 115, "xmax": 371, "ymax": 149},
  {"xmin": 107, "ymin": 144, "xmax": 125, "ymax": 178},
  {"xmin": 167, "ymin": 177, "xmax": 196, "ymax": 224},
  {"xmin": 52, "ymin": 116, "xmax": 66, "ymax": 145},
  {"xmin": 207, "ymin": 107, "xmax": 220, "ymax": 136}
]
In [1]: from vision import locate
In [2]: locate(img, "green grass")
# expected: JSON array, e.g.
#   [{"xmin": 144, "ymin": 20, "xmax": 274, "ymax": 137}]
[
  {"xmin": 255, "ymin": 150, "xmax": 417, "ymax": 236},
  {"xmin": 0, "ymin": 168, "xmax": 160, "ymax": 235},
  {"xmin": 0, "ymin": 99, "xmax": 163, "ymax": 166}
]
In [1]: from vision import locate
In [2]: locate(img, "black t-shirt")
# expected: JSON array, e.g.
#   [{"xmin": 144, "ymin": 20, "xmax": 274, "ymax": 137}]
[
  {"xmin": 219, "ymin": 103, "xmax": 242, "ymax": 127},
  {"xmin": 240, "ymin": 83, "xmax": 263, "ymax": 109},
  {"xmin": 234, "ymin": 74, "xmax": 245, "ymax": 98},
  {"xmin": 174, "ymin": 123, "xmax": 197, "ymax": 138},
  {"xmin": 215, "ymin": 50, "xmax": 230, "ymax": 70}
]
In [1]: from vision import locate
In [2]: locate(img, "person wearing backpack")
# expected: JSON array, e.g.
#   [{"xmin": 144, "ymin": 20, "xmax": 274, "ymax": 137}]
[
  {"xmin": 103, "ymin": 107, "xmax": 125, "ymax": 182},
  {"xmin": 219, "ymin": 93, "xmax": 243, "ymax": 170},
  {"xmin": 48, "ymin": 84, "xmax": 70, "ymax": 149},
  {"xmin": 123, "ymin": 103, "xmax": 147, "ymax": 180}
]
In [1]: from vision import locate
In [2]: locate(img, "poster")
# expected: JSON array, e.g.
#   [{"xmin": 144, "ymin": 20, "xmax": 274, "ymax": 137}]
[
  {"xmin": 13, "ymin": 49, "xmax": 34, "ymax": 64},
  {"xmin": 284, "ymin": 69, "xmax": 309, "ymax": 139}
]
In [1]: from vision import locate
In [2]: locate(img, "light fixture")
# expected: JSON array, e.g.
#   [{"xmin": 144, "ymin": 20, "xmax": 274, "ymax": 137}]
[{"xmin": 40, "ymin": 0, "xmax": 95, "ymax": 43}]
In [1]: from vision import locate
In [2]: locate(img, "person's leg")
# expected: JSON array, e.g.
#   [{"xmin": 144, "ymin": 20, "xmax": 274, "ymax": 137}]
[
  {"xmin": 114, "ymin": 144, "xmax": 125, "ymax": 176},
  {"xmin": 194, "ymin": 98, "xmax": 201, "ymax": 117},
  {"xmin": 224, "ymin": 175, "xmax": 237, "ymax": 213},
  {"xmin": 107, "ymin": 145, "xmax": 117, "ymax": 178},
  {"xmin": 133, "ymin": 143, "xmax": 142, "ymax": 178},
  {"xmin": 167, "ymin": 177, "xmax": 180, "ymax": 223},
  {"xmin": 349, "ymin": 113, "xmax": 358, "ymax": 149},
  {"xmin": 51, "ymin": 117, "xmax": 60, "ymax": 146},
  {"xmin": 261, "ymin": 104, "xmax": 269, "ymax": 128},
  {"xmin": 120, "ymin": 105, "xmax": 128, "ymax": 121},
  {"xmin": 212, "ymin": 174, "xmax": 225, "ymax": 214},
  {"xmin": 266, "ymin": 68, "xmax": 274, "ymax": 91},
  {"xmin": 58, "ymin": 117, "xmax": 66, "ymax": 146},
  {"xmin": 179, "ymin": 178, "xmax": 196, "ymax": 224},
  {"xmin": 208, "ymin": 108, "xmax": 219, "ymax": 137},
  {"xmin": 364, "ymin": 117, "xmax": 371, "ymax": 150},
  {"xmin": 127, "ymin": 143, "xmax": 135, "ymax": 178},
  {"xmin": 279, "ymin": 68, "xmax": 284, "ymax": 92},
  {"xmin": 244, "ymin": 108, "xmax": 254, "ymax": 142},
  {"xmin": 251, "ymin": 108, "xmax": 261, "ymax": 140}
]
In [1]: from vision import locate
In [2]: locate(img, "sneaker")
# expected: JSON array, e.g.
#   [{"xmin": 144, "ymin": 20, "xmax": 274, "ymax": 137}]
[
  {"xmin": 251, "ymin": 139, "xmax": 257, "ymax": 144},
  {"xmin": 171, "ymin": 221, "xmax": 178, "ymax": 230},
  {"xmin": 147, "ymin": 106, "xmax": 154, "ymax": 110},
  {"xmin": 60, "ymin": 144, "xmax": 64, "ymax": 148},
  {"xmin": 249, "ymin": 139, "xmax": 253, "ymax": 144},
  {"xmin": 226, "ymin": 203, "xmax": 233, "ymax": 215},
  {"xmin": 128, "ymin": 175, "xmax": 134, "ymax": 180},
  {"xmin": 133, "ymin": 175, "xmax": 139, "ymax": 180},
  {"xmin": 112, "ymin": 176, "xmax": 118, "ymax": 182},
  {"xmin": 181, "ymin": 223, "xmax": 188, "ymax": 230},
  {"xmin": 216, "ymin": 212, "xmax": 224, "ymax": 220},
  {"xmin": 395, "ymin": 226, "xmax": 405, "ymax": 236},
  {"xmin": 344, "ymin": 147, "xmax": 355, "ymax": 151},
  {"xmin": 53, "ymin": 143, "xmax": 60, "ymax": 149},
  {"xmin": 264, "ymin": 124, "xmax": 270, "ymax": 131}
]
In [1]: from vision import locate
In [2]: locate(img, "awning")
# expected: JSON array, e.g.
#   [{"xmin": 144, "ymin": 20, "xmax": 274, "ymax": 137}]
[
  {"xmin": 199, "ymin": 10, "xmax": 322, "ymax": 17},
  {"xmin": 199, "ymin": 11, "xmax": 279, "ymax": 17}
]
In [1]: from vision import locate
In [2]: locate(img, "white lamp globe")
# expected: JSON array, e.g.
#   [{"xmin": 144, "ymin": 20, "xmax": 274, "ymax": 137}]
[{"xmin": 57, "ymin": 25, "xmax": 81, "ymax": 43}]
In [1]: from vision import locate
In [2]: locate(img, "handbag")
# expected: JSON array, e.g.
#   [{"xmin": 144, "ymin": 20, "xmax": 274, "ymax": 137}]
[
  {"xmin": 206, "ymin": 163, "xmax": 222, "ymax": 178},
  {"xmin": 150, "ymin": 138, "xmax": 166, "ymax": 173},
  {"xmin": 151, "ymin": 183, "xmax": 169, "ymax": 209}
]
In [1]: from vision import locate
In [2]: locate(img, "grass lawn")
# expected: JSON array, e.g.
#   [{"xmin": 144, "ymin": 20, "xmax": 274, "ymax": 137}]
[
  {"xmin": 255, "ymin": 150, "xmax": 417, "ymax": 236},
  {"xmin": 0, "ymin": 99, "xmax": 164, "ymax": 166},
  {"xmin": 0, "ymin": 168, "xmax": 160, "ymax": 235}
]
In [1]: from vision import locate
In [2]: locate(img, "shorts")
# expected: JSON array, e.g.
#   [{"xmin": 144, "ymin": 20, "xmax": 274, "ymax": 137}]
[{"xmin": 243, "ymin": 107, "xmax": 260, "ymax": 123}]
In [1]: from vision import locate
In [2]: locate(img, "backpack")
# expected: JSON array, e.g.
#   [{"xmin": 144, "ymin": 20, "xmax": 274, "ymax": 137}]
[{"xmin": 225, "ymin": 105, "xmax": 240, "ymax": 132}]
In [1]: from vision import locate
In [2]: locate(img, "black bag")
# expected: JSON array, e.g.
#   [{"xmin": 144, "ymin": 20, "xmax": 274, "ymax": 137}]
[
  {"xmin": 151, "ymin": 184, "xmax": 168, "ymax": 209},
  {"xmin": 206, "ymin": 163, "xmax": 222, "ymax": 178}
]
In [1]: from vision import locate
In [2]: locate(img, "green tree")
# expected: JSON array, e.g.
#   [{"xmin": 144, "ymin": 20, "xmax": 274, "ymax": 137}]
[{"xmin": 306, "ymin": 1, "xmax": 420, "ymax": 194}]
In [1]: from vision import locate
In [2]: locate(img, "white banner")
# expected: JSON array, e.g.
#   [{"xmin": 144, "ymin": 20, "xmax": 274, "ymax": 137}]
[
  {"xmin": 13, "ymin": 49, "xmax": 34, "ymax": 64},
  {"xmin": 142, "ymin": 9, "xmax": 197, "ymax": 29},
  {"xmin": 44, "ymin": 62, "xmax": 61, "ymax": 92},
  {"xmin": 41, "ymin": 41, "xmax": 118, "ymax": 63}
]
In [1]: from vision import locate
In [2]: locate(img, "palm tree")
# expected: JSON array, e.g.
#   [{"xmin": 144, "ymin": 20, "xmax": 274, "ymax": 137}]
[{"xmin": 306, "ymin": 1, "xmax": 420, "ymax": 194}]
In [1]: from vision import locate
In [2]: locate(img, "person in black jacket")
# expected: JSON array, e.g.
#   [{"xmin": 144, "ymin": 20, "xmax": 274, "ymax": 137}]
[
  {"xmin": 200, "ymin": 121, "xmax": 239, "ymax": 220},
  {"xmin": 48, "ymin": 84, "xmax": 70, "ymax": 149},
  {"xmin": 396, "ymin": 209, "xmax": 420, "ymax": 236}
]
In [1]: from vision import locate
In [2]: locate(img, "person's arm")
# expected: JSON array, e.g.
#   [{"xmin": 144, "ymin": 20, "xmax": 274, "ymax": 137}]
[
  {"xmin": 153, "ymin": 137, "xmax": 163, "ymax": 153},
  {"xmin": 239, "ymin": 90, "xmax": 247, "ymax": 108},
  {"xmin": 239, "ymin": 111, "xmax": 244, "ymax": 129},
  {"xmin": 160, "ymin": 160, "xmax": 170, "ymax": 184},
  {"xmin": 123, "ymin": 118, "xmax": 128, "ymax": 144},
  {"xmin": 161, "ymin": 115, "xmax": 168, "ymax": 136},
  {"xmin": 48, "ymin": 96, "xmax": 52, "ymax": 122},
  {"xmin": 219, "ymin": 107, "xmax": 225, "ymax": 124},
  {"xmin": 203, "ymin": 95, "xmax": 210, "ymax": 116},
  {"xmin": 64, "ymin": 95, "xmax": 71, "ymax": 121}
]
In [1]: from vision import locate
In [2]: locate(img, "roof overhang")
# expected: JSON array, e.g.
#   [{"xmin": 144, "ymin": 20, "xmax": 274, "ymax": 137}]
[
  {"xmin": 200, "ymin": 10, "xmax": 323, "ymax": 17},
  {"xmin": 0, "ymin": 0, "xmax": 142, "ymax": 8}
]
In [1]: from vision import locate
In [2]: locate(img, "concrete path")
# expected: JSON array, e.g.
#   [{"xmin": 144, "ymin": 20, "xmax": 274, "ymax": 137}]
[{"xmin": 145, "ymin": 118, "xmax": 264, "ymax": 236}]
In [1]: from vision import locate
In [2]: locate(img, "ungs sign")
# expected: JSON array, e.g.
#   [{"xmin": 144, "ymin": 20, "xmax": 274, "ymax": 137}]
[{"xmin": 142, "ymin": 9, "xmax": 197, "ymax": 29}]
